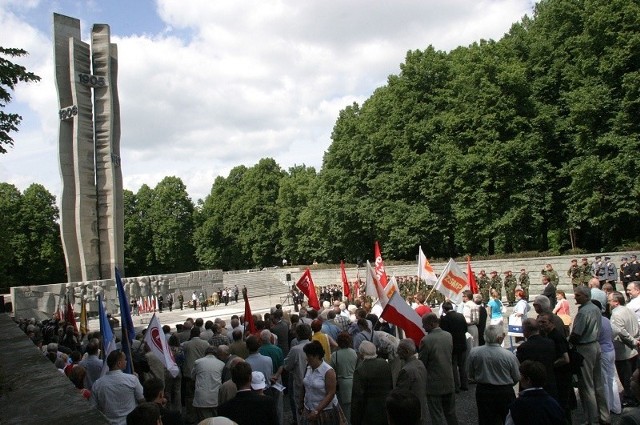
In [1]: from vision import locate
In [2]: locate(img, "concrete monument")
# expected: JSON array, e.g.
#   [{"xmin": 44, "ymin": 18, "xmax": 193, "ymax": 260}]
[{"xmin": 53, "ymin": 13, "xmax": 123, "ymax": 282}]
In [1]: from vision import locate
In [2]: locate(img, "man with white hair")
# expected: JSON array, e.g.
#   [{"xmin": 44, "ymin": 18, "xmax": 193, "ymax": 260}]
[
  {"xmin": 589, "ymin": 277, "xmax": 608, "ymax": 312},
  {"xmin": 569, "ymin": 285, "xmax": 610, "ymax": 425},
  {"xmin": 626, "ymin": 281, "xmax": 640, "ymax": 323},
  {"xmin": 351, "ymin": 341, "xmax": 393, "ymax": 425},
  {"xmin": 467, "ymin": 325, "xmax": 520, "ymax": 425},
  {"xmin": 258, "ymin": 329, "xmax": 284, "ymax": 422},
  {"xmin": 396, "ymin": 339, "xmax": 427, "ymax": 425},
  {"xmin": 532, "ymin": 295, "xmax": 566, "ymax": 337}
]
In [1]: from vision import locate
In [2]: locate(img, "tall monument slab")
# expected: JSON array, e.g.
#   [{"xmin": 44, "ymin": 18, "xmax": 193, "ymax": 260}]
[{"xmin": 53, "ymin": 14, "xmax": 123, "ymax": 282}]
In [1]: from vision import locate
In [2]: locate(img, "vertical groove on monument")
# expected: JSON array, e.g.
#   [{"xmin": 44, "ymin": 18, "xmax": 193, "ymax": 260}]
[
  {"xmin": 53, "ymin": 14, "xmax": 82, "ymax": 283},
  {"xmin": 92, "ymin": 25, "xmax": 123, "ymax": 280},
  {"xmin": 70, "ymin": 38, "xmax": 101, "ymax": 282}
]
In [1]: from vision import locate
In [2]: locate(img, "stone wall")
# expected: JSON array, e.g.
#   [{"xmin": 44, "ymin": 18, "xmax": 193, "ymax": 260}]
[
  {"xmin": 0, "ymin": 314, "xmax": 109, "ymax": 424},
  {"xmin": 10, "ymin": 269, "xmax": 223, "ymax": 320}
]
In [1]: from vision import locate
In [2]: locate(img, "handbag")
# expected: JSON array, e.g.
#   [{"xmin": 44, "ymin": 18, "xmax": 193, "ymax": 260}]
[
  {"xmin": 507, "ymin": 314, "xmax": 523, "ymax": 337},
  {"xmin": 568, "ymin": 346, "xmax": 584, "ymax": 375}
]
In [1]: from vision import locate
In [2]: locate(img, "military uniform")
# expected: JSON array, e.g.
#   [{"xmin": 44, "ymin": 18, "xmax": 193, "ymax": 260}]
[
  {"xmin": 477, "ymin": 271, "xmax": 491, "ymax": 304},
  {"xmin": 579, "ymin": 259, "xmax": 591, "ymax": 286},
  {"xmin": 503, "ymin": 272, "xmax": 517, "ymax": 306},
  {"xmin": 489, "ymin": 272, "xmax": 502, "ymax": 299},
  {"xmin": 629, "ymin": 256, "xmax": 640, "ymax": 284},
  {"xmin": 567, "ymin": 260, "xmax": 581, "ymax": 287},
  {"xmin": 620, "ymin": 257, "xmax": 631, "ymax": 291},
  {"xmin": 541, "ymin": 266, "xmax": 559, "ymax": 286},
  {"xmin": 518, "ymin": 270, "xmax": 530, "ymax": 299}
]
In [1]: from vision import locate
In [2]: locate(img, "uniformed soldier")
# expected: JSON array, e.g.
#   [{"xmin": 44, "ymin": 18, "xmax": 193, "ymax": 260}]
[
  {"xmin": 567, "ymin": 259, "xmax": 581, "ymax": 287},
  {"xmin": 489, "ymin": 270, "xmax": 502, "ymax": 299},
  {"xmin": 592, "ymin": 255, "xmax": 605, "ymax": 287},
  {"xmin": 620, "ymin": 256, "xmax": 632, "ymax": 292},
  {"xmin": 503, "ymin": 271, "xmax": 517, "ymax": 306},
  {"xmin": 477, "ymin": 270, "xmax": 491, "ymax": 305},
  {"xmin": 541, "ymin": 264, "xmax": 559, "ymax": 286},
  {"xmin": 602, "ymin": 256, "xmax": 618, "ymax": 289},
  {"xmin": 518, "ymin": 269, "xmax": 530, "ymax": 299},
  {"xmin": 579, "ymin": 258, "xmax": 591, "ymax": 286},
  {"xmin": 629, "ymin": 255, "xmax": 640, "ymax": 284}
]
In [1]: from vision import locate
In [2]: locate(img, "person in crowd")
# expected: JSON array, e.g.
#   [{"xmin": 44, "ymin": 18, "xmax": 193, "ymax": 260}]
[
  {"xmin": 69, "ymin": 365, "xmax": 91, "ymax": 400},
  {"xmin": 627, "ymin": 282, "xmax": 640, "ymax": 325},
  {"xmin": 461, "ymin": 290, "xmax": 479, "ymax": 347},
  {"xmin": 126, "ymin": 402, "xmax": 162, "ymax": 425},
  {"xmin": 467, "ymin": 325, "xmax": 520, "ymax": 425},
  {"xmin": 218, "ymin": 361, "xmax": 278, "ymax": 425},
  {"xmin": 608, "ymin": 291, "xmax": 640, "ymax": 407},
  {"xmin": 515, "ymin": 319, "xmax": 557, "ymax": 399},
  {"xmin": 165, "ymin": 335, "xmax": 183, "ymax": 413},
  {"xmin": 258, "ymin": 329, "xmax": 285, "ymax": 424},
  {"xmin": 541, "ymin": 274, "xmax": 557, "ymax": 310},
  {"xmin": 505, "ymin": 360, "xmax": 564, "ymax": 425},
  {"xmin": 270, "ymin": 308, "xmax": 290, "ymax": 356},
  {"xmin": 352, "ymin": 340, "xmax": 392, "ymax": 425},
  {"xmin": 552, "ymin": 290, "xmax": 571, "ymax": 321},
  {"xmin": 229, "ymin": 329, "xmax": 249, "ymax": 359},
  {"xmin": 311, "ymin": 319, "xmax": 337, "ymax": 362},
  {"xmin": 504, "ymin": 270, "xmax": 518, "ymax": 306},
  {"xmin": 519, "ymin": 269, "xmax": 530, "ymax": 299},
  {"xmin": 439, "ymin": 301, "xmax": 468, "ymax": 393},
  {"xmin": 329, "ymin": 332, "xmax": 358, "ymax": 424},
  {"xmin": 569, "ymin": 285, "xmax": 610, "ymax": 425},
  {"xmin": 218, "ymin": 357, "xmax": 243, "ymax": 406},
  {"xmin": 92, "ymin": 350, "xmax": 145, "ymax": 425},
  {"xmin": 142, "ymin": 377, "xmax": 183, "ymax": 425},
  {"xmin": 590, "ymin": 299, "xmax": 622, "ymax": 415},
  {"xmin": 78, "ymin": 340, "xmax": 102, "ymax": 390},
  {"xmin": 352, "ymin": 318, "xmax": 374, "ymax": 351},
  {"xmin": 590, "ymin": 277, "xmax": 608, "ymax": 312},
  {"xmin": 192, "ymin": 345, "xmax": 225, "ymax": 421},
  {"xmin": 536, "ymin": 311, "xmax": 574, "ymax": 423},
  {"xmin": 385, "ymin": 388, "xmax": 422, "ymax": 425},
  {"xmin": 532, "ymin": 295, "xmax": 567, "ymax": 337},
  {"xmin": 298, "ymin": 340, "xmax": 345, "ymax": 424},
  {"xmin": 244, "ymin": 335, "xmax": 274, "ymax": 395},
  {"xmin": 182, "ymin": 326, "xmax": 211, "ymax": 423},
  {"xmin": 396, "ymin": 338, "xmax": 428, "ymax": 425},
  {"xmin": 474, "ymin": 293, "xmax": 488, "ymax": 345},
  {"xmin": 285, "ymin": 323, "xmax": 312, "ymax": 424},
  {"xmin": 209, "ymin": 323, "xmax": 231, "ymax": 348},
  {"xmin": 419, "ymin": 313, "xmax": 458, "ymax": 425},
  {"xmin": 487, "ymin": 289, "xmax": 505, "ymax": 326}
]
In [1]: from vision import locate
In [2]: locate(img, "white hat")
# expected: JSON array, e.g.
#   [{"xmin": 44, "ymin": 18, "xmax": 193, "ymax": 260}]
[
  {"xmin": 198, "ymin": 418, "xmax": 238, "ymax": 425},
  {"xmin": 251, "ymin": 371, "xmax": 266, "ymax": 390}
]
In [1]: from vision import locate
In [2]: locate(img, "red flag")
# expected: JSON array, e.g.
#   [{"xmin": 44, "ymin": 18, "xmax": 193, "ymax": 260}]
[
  {"xmin": 295, "ymin": 268, "xmax": 320, "ymax": 310},
  {"xmin": 242, "ymin": 287, "xmax": 257, "ymax": 335},
  {"xmin": 382, "ymin": 288, "xmax": 426, "ymax": 346},
  {"xmin": 340, "ymin": 260, "xmax": 351, "ymax": 299},
  {"xmin": 467, "ymin": 256, "xmax": 479, "ymax": 294},
  {"xmin": 66, "ymin": 298, "xmax": 78, "ymax": 333},
  {"xmin": 374, "ymin": 241, "xmax": 389, "ymax": 288}
]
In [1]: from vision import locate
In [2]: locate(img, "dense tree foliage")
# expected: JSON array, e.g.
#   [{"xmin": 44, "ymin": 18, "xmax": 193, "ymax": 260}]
[{"xmin": 3, "ymin": 0, "xmax": 640, "ymax": 283}]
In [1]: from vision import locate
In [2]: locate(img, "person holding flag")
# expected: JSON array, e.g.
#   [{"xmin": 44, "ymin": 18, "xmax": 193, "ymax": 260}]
[
  {"xmin": 340, "ymin": 260, "xmax": 351, "ymax": 300},
  {"xmin": 115, "ymin": 268, "xmax": 136, "ymax": 375},
  {"xmin": 295, "ymin": 268, "xmax": 320, "ymax": 310},
  {"xmin": 143, "ymin": 314, "xmax": 180, "ymax": 379}
]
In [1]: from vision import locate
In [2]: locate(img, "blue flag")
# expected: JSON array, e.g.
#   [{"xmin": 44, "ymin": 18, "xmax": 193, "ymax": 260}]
[
  {"xmin": 97, "ymin": 293, "xmax": 116, "ymax": 375},
  {"xmin": 115, "ymin": 267, "xmax": 136, "ymax": 374}
]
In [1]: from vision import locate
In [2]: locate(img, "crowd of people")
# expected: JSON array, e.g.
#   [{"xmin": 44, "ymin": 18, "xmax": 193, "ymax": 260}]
[{"xmin": 13, "ymin": 253, "xmax": 640, "ymax": 425}]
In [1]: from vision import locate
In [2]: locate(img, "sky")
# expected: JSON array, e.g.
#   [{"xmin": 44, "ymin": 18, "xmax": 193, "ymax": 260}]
[{"xmin": 0, "ymin": 0, "xmax": 536, "ymax": 202}]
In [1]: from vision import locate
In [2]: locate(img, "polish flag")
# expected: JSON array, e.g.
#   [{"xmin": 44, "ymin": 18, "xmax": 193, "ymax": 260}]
[
  {"xmin": 144, "ymin": 314, "xmax": 180, "ymax": 378},
  {"xmin": 434, "ymin": 258, "xmax": 469, "ymax": 304}
]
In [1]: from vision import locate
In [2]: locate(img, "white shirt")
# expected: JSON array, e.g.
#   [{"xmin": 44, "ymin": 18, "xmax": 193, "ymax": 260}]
[
  {"xmin": 91, "ymin": 370, "xmax": 144, "ymax": 425},
  {"xmin": 627, "ymin": 296, "xmax": 640, "ymax": 325},
  {"xmin": 303, "ymin": 360, "xmax": 338, "ymax": 411}
]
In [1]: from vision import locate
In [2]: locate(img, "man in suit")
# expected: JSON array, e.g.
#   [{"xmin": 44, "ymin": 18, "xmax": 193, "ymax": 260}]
[
  {"xmin": 419, "ymin": 313, "xmax": 458, "ymax": 425},
  {"xmin": 515, "ymin": 318, "xmax": 558, "ymax": 400},
  {"xmin": 396, "ymin": 339, "xmax": 428, "ymax": 425},
  {"xmin": 608, "ymin": 290, "xmax": 640, "ymax": 406},
  {"xmin": 541, "ymin": 275, "xmax": 557, "ymax": 309},
  {"xmin": 439, "ymin": 301, "xmax": 469, "ymax": 392},
  {"xmin": 218, "ymin": 361, "xmax": 278, "ymax": 425},
  {"xmin": 352, "ymin": 341, "xmax": 393, "ymax": 425},
  {"xmin": 182, "ymin": 327, "xmax": 211, "ymax": 423}
]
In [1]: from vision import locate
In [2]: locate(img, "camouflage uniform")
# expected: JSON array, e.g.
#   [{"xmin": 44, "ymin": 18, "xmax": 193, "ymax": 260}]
[
  {"xmin": 477, "ymin": 271, "xmax": 491, "ymax": 304},
  {"xmin": 567, "ymin": 261, "xmax": 581, "ymax": 287},
  {"xmin": 504, "ymin": 272, "xmax": 517, "ymax": 305},
  {"xmin": 518, "ymin": 270, "xmax": 530, "ymax": 299},
  {"xmin": 541, "ymin": 266, "xmax": 559, "ymax": 286},
  {"xmin": 489, "ymin": 272, "xmax": 502, "ymax": 299},
  {"xmin": 579, "ymin": 259, "xmax": 591, "ymax": 285}
]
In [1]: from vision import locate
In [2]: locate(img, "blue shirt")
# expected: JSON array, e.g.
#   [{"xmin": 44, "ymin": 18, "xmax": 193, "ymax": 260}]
[
  {"xmin": 598, "ymin": 316, "xmax": 614, "ymax": 353},
  {"xmin": 488, "ymin": 299, "xmax": 503, "ymax": 320}
]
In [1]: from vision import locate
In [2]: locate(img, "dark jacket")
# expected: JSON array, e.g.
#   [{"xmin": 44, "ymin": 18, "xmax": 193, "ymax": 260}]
[
  {"xmin": 218, "ymin": 390, "xmax": 278, "ymax": 425},
  {"xmin": 440, "ymin": 310, "xmax": 468, "ymax": 355}
]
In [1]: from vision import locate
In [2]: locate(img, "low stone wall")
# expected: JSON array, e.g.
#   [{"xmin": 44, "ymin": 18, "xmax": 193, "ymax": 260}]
[{"xmin": 0, "ymin": 314, "xmax": 109, "ymax": 424}]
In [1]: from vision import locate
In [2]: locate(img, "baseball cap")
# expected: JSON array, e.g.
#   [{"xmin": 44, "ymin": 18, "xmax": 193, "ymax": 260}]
[{"xmin": 251, "ymin": 371, "xmax": 266, "ymax": 390}]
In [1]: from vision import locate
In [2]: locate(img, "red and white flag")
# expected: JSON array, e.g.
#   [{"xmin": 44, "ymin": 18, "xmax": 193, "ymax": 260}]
[
  {"xmin": 434, "ymin": 258, "xmax": 469, "ymax": 304},
  {"xmin": 417, "ymin": 246, "xmax": 437, "ymax": 285},
  {"xmin": 144, "ymin": 314, "xmax": 180, "ymax": 378},
  {"xmin": 340, "ymin": 260, "xmax": 351, "ymax": 299},
  {"xmin": 296, "ymin": 268, "xmax": 320, "ymax": 310},
  {"xmin": 374, "ymin": 241, "xmax": 389, "ymax": 288},
  {"xmin": 382, "ymin": 283, "xmax": 426, "ymax": 346}
]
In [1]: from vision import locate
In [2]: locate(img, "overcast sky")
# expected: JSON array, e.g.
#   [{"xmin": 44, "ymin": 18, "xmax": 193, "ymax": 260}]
[{"xmin": 0, "ymin": 0, "xmax": 535, "ymax": 202}]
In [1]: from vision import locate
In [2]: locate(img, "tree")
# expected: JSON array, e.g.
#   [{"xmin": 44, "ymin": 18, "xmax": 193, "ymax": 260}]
[
  {"xmin": 0, "ymin": 47, "xmax": 41, "ymax": 154},
  {"xmin": 0, "ymin": 183, "xmax": 22, "ymax": 290}
]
